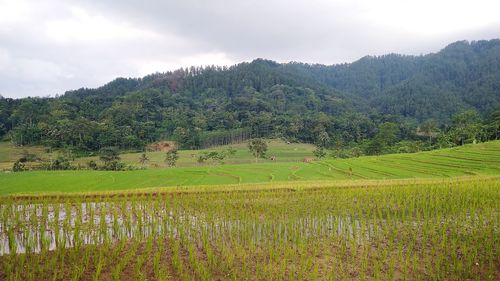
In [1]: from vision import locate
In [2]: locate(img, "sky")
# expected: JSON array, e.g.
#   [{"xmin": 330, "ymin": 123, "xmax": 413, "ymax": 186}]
[{"xmin": 1, "ymin": 0, "xmax": 499, "ymax": 98}]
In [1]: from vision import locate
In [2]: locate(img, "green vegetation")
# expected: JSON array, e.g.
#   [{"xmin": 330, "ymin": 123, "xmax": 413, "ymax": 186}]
[
  {"xmin": 0, "ymin": 142, "xmax": 53, "ymax": 170},
  {"xmin": 0, "ymin": 141, "xmax": 498, "ymax": 196},
  {"xmin": 0, "ymin": 176, "xmax": 498, "ymax": 280},
  {"xmin": 1, "ymin": 40, "xmax": 499, "ymax": 153},
  {"xmin": 93, "ymin": 146, "xmax": 126, "ymax": 171},
  {"xmin": 79, "ymin": 139, "xmax": 316, "ymax": 168},
  {"xmin": 164, "ymin": 149, "xmax": 179, "ymax": 167},
  {"xmin": 247, "ymin": 138, "xmax": 268, "ymax": 162},
  {"xmin": 0, "ymin": 139, "xmax": 316, "ymax": 171},
  {"xmin": 0, "ymin": 39, "xmax": 499, "ymax": 280}
]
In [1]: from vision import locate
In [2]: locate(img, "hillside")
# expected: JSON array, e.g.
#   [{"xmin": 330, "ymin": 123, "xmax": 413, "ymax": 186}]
[
  {"xmin": 75, "ymin": 139, "xmax": 315, "ymax": 168},
  {"xmin": 0, "ymin": 140, "xmax": 498, "ymax": 196},
  {"xmin": 0, "ymin": 40, "xmax": 499, "ymax": 152}
]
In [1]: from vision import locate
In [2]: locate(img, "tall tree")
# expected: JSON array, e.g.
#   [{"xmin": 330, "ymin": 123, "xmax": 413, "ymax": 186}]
[
  {"xmin": 450, "ymin": 110, "xmax": 481, "ymax": 145},
  {"xmin": 248, "ymin": 139, "xmax": 268, "ymax": 162},
  {"xmin": 139, "ymin": 153, "xmax": 149, "ymax": 167},
  {"xmin": 420, "ymin": 119, "xmax": 438, "ymax": 144},
  {"xmin": 165, "ymin": 149, "xmax": 179, "ymax": 167},
  {"xmin": 99, "ymin": 147, "xmax": 122, "ymax": 170}
]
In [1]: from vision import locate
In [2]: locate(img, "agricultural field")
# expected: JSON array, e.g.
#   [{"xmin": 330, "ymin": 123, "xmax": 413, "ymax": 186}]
[
  {"xmin": 76, "ymin": 139, "xmax": 316, "ymax": 168},
  {"xmin": 2, "ymin": 11, "xmax": 500, "ymax": 280},
  {"xmin": 0, "ymin": 142, "xmax": 55, "ymax": 171},
  {"xmin": 0, "ymin": 140, "xmax": 316, "ymax": 171},
  {"xmin": 0, "ymin": 177, "xmax": 498, "ymax": 280},
  {"xmin": 0, "ymin": 141, "xmax": 499, "ymax": 280},
  {"xmin": 0, "ymin": 141, "xmax": 499, "ymax": 196}
]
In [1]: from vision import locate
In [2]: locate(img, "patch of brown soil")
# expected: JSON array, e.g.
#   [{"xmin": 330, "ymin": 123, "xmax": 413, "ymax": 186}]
[{"xmin": 146, "ymin": 141, "xmax": 176, "ymax": 152}]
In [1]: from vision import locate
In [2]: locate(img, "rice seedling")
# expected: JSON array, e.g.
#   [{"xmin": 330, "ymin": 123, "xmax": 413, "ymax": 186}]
[{"xmin": 0, "ymin": 176, "xmax": 498, "ymax": 280}]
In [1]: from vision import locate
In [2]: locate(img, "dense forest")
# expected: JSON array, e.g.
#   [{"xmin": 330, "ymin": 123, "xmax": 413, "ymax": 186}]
[{"xmin": 0, "ymin": 40, "xmax": 499, "ymax": 154}]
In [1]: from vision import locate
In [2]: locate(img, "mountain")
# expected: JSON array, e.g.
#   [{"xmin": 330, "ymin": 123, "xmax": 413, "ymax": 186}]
[{"xmin": 0, "ymin": 39, "xmax": 499, "ymax": 151}]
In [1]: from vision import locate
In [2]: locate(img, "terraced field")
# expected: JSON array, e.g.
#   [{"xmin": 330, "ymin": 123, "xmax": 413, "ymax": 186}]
[
  {"xmin": 0, "ymin": 139, "xmax": 316, "ymax": 170},
  {"xmin": 76, "ymin": 139, "xmax": 316, "ymax": 167},
  {"xmin": 1, "ymin": 177, "xmax": 498, "ymax": 280},
  {"xmin": 0, "ymin": 141, "xmax": 498, "ymax": 196},
  {"xmin": 0, "ymin": 142, "xmax": 499, "ymax": 280}
]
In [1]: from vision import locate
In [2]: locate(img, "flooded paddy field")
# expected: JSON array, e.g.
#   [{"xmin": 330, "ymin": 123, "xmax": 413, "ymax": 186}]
[{"xmin": 0, "ymin": 177, "xmax": 499, "ymax": 280}]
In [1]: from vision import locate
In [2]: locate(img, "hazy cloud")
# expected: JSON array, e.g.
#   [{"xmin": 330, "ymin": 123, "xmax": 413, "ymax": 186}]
[{"xmin": 1, "ymin": 0, "xmax": 499, "ymax": 98}]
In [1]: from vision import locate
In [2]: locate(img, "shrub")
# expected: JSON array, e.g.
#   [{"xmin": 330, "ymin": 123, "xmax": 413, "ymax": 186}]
[
  {"xmin": 165, "ymin": 149, "xmax": 179, "ymax": 167},
  {"xmin": 12, "ymin": 160, "xmax": 25, "ymax": 172}
]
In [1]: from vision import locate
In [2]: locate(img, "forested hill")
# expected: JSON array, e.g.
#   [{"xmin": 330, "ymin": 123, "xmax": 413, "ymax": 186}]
[
  {"xmin": 304, "ymin": 39, "xmax": 500, "ymax": 121},
  {"xmin": 0, "ymin": 39, "xmax": 499, "ymax": 151}
]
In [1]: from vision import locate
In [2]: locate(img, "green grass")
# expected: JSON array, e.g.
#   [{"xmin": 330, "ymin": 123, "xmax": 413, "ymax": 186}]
[
  {"xmin": 1, "ymin": 177, "xmax": 498, "ymax": 280},
  {"xmin": 75, "ymin": 139, "xmax": 316, "ymax": 167},
  {"xmin": 0, "ymin": 139, "xmax": 315, "ymax": 169},
  {"xmin": 0, "ymin": 141, "xmax": 499, "ymax": 196},
  {"xmin": 0, "ymin": 142, "xmax": 54, "ymax": 170}
]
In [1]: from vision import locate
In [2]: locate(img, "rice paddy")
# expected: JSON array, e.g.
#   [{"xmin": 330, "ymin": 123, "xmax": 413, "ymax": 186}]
[
  {"xmin": 0, "ymin": 176, "xmax": 498, "ymax": 280},
  {"xmin": 0, "ymin": 141, "xmax": 499, "ymax": 196},
  {"xmin": 0, "ymin": 141, "xmax": 499, "ymax": 280}
]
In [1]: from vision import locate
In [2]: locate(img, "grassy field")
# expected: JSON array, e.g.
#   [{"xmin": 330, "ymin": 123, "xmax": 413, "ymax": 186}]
[
  {"xmin": 0, "ymin": 141, "xmax": 499, "ymax": 280},
  {"xmin": 0, "ymin": 141, "xmax": 499, "ymax": 196},
  {"xmin": 0, "ymin": 139, "xmax": 315, "ymax": 170},
  {"xmin": 0, "ymin": 142, "xmax": 55, "ymax": 170},
  {"xmin": 0, "ymin": 176, "xmax": 498, "ymax": 280},
  {"xmin": 75, "ymin": 139, "xmax": 316, "ymax": 167}
]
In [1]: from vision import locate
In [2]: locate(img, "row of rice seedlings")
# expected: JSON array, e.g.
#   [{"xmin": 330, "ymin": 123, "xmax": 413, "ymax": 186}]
[{"xmin": 0, "ymin": 178, "xmax": 498, "ymax": 280}]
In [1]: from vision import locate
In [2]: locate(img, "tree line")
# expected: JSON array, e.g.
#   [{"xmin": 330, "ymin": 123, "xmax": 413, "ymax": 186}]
[{"xmin": 0, "ymin": 40, "xmax": 499, "ymax": 155}]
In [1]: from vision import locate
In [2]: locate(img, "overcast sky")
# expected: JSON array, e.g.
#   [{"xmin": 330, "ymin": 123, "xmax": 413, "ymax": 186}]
[{"xmin": 1, "ymin": 0, "xmax": 499, "ymax": 98}]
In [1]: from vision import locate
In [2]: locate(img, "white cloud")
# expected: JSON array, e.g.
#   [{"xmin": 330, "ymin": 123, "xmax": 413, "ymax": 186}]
[
  {"xmin": 45, "ymin": 7, "xmax": 160, "ymax": 44},
  {"xmin": 0, "ymin": 49, "xmax": 10, "ymax": 69},
  {"xmin": 0, "ymin": 0, "xmax": 499, "ymax": 98},
  {"xmin": 354, "ymin": 0, "xmax": 500, "ymax": 36},
  {"xmin": 0, "ymin": 0, "xmax": 31, "ymax": 25}
]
